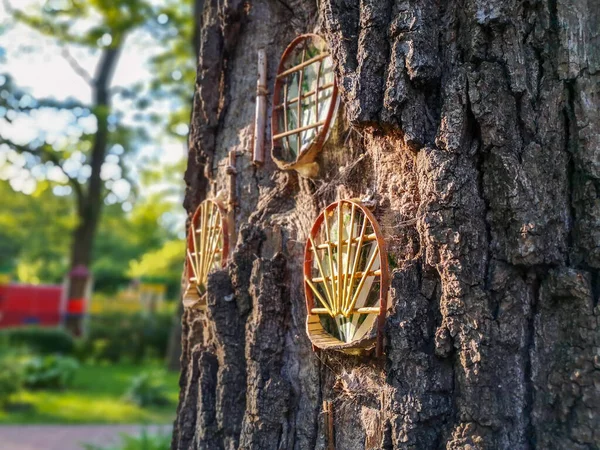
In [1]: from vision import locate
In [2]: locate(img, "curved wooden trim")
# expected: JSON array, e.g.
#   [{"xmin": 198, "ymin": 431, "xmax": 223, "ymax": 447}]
[{"xmin": 304, "ymin": 199, "xmax": 390, "ymax": 356}]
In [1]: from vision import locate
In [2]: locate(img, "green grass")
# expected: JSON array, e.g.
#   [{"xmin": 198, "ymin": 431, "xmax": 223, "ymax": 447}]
[
  {"xmin": 83, "ymin": 430, "xmax": 172, "ymax": 450},
  {"xmin": 0, "ymin": 363, "xmax": 179, "ymax": 425}
]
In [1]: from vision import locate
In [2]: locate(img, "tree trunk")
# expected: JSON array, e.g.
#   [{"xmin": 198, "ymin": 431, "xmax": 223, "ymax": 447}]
[
  {"xmin": 166, "ymin": 9, "xmax": 208, "ymax": 371},
  {"xmin": 173, "ymin": 1, "xmax": 599, "ymax": 449},
  {"xmin": 69, "ymin": 46, "xmax": 121, "ymax": 270},
  {"xmin": 65, "ymin": 46, "xmax": 121, "ymax": 334}
]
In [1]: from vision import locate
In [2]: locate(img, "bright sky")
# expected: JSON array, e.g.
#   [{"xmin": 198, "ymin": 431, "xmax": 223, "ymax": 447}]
[{"xmin": 0, "ymin": 0, "xmax": 188, "ymax": 206}]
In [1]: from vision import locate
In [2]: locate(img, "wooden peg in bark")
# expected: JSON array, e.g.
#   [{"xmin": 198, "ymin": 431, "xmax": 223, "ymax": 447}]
[
  {"xmin": 253, "ymin": 49, "xmax": 267, "ymax": 165},
  {"xmin": 226, "ymin": 150, "xmax": 237, "ymax": 210}
]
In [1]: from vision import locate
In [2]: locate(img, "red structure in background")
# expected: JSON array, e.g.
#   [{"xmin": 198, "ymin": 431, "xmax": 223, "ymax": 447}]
[
  {"xmin": 64, "ymin": 265, "xmax": 91, "ymax": 336},
  {"xmin": 0, "ymin": 266, "xmax": 92, "ymax": 335},
  {"xmin": 0, "ymin": 284, "xmax": 65, "ymax": 328}
]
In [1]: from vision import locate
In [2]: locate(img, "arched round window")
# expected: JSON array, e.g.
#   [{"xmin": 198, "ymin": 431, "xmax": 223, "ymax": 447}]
[
  {"xmin": 271, "ymin": 34, "xmax": 339, "ymax": 176},
  {"xmin": 304, "ymin": 200, "xmax": 389, "ymax": 356},
  {"xmin": 183, "ymin": 199, "xmax": 229, "ymax": 309}
]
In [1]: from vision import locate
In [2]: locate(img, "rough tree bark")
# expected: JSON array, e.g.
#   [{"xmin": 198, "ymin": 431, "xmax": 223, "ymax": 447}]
[{"xmin": 173, "ymin": 1, "xmax": 599, "ymax": 449}]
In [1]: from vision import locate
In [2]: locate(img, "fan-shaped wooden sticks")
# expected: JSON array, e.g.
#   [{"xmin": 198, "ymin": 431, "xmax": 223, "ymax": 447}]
[
  {"xmin": 304, "ymin": 199, "xmax": 389, "ymax": 356},
  {"xmin": 183, "ymin": 199, "xmax": 229, "ymax": 309}
]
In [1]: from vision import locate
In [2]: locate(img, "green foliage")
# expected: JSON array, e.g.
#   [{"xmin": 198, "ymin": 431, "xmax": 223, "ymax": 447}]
[
  {"xmin": 0, "ymin": 180, "xmax": 74, "ymax": 283},
  {"xmin": 124, "ymin": 371, "xmax": 170, "ymax": 407},
  {"xmin": 0, "ymin": 349, "xmax": 24, "ymax": 407},
  {"xmin": 128, "ymin": 240, "xmax": 184, "ymax": 289},
  {"xmin": 92, "ymin": 201, "xmax": 177, "ymax": 293},
  {"xmin": 1, "ymin": 0, "xmax": 195, "ymax": 198},
  {"xmin": 1, "ymin": 0, "xmax": 194, "ymax": 288},
  {"xmin": 0, "ymin": 175, "xmax": 182, "ymax": 290},
  {"xmin": 78, "ymin": 311, "xmax": 172, "ymax": 363},
  {"xmin": 0, "ymin": 327, "xmax": 75, "ymax": 355},
  {"xmin": 0, "ymin": 362, "xmax": 178, "ymax": 424},
  {"xmin": 9, "ymin": 0, "xmax": 154, "ymax": 48},
  {"xmin": 145, "ymin": 1, "xmax": 196, "ymax": 137},
  {"xmin": 23, "ymin": 354, "xmax": 79, "ymax": 390},
  {"xmin": 84, "ymin": 430, "xmax": 172, "ymax": 450}
]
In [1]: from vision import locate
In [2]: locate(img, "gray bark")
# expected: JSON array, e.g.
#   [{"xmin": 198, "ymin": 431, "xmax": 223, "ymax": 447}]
[{"xmin": 173, "ymin": 1, "xmax": 600, "ymax": 449}]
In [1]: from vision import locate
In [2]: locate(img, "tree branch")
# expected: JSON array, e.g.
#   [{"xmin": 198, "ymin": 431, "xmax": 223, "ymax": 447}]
[
  {"xmin": 0, "ymin": 137, "xmax": 85, "ymax": 205},
  {"xmin": 87, "ymin": 45, "xmax": 122, "ymax": 205},
  {"xmin": 61, "ymin": 47, "xmax": 94, "ymax": 85},
  {"xmin": 2, "ymin": 0, "xmax": 90, "ymax": 46}
]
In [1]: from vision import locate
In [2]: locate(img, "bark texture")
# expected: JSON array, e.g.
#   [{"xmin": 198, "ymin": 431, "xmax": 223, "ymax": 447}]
[{"xmin": 173, "ymin": 1, "xmax": 599, "ymax": 449}]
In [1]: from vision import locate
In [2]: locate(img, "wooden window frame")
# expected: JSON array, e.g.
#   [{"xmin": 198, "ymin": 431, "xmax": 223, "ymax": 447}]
[
  {"xmin": 304, "ymin": 199, "xmax": 390, "ymax": 357},
  {"xmin": 183, "ymin": 199, "xmax": 229, "ymax": 310},
  {"xmin": 271, "ymin": 34, "xmax": 339, "ymax": 174}
]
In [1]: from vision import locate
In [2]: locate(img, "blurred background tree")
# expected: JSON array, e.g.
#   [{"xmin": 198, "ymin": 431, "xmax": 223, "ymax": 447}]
[
  {"xmin": 0, "ymin": 0, "xmax": 200, "ymax": 429},
  {"xmin": 0, "ymin": 0, "xmax": 197, "ymax": 294}
]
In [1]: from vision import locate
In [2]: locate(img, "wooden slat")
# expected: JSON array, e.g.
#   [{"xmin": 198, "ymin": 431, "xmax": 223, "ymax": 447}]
[
  {"xmin": 336, "ymin": 202, "xmax": 343, "ymax": 320},
  {"xmin": 310, "ymin": 335, "xmax": 341, "ymax": 345},
  {"xmin": 203, "ymin": 212, "xmax": 222, "ymax": 281},
  {"xmin": 323, "ymin": 211, "xmax": 338, "ymax": 313},
  {"xmin": 354, "ymin": 307, "xmax": 380, "ymax": 314},
  {"xmin": 311, "ymin": 269, "xmax": 381, "ymax": 283},
  {"xmin": 309, "ymin": 330, "xmax": 333, "ymax": 338},
  {"xmin": 276, "ymin": 52, "xmax": 330, "ymax": 79},
  {"xmin": 274, "ymin": 82, "xmax": 334, "ymax": 110},
  {"xmin": 194, "ymin": 225, "xmax": 221, "ymax": 233},
  {"xmin": 305, "ymin": 275, "xmax": 334, "ymax": 316},
  {"xmin": 315, "ymin": 60, "xmax": 322, "ymax": 123},
  {"xmin": 343, "ymin": 243, "xmax": 380, "ymax": 316},
  {"xmin": 187, "ymin": 250, "xmax": 199, "ymax": 280},
  {"xmin": 197, "ymin": 201, "xmax": 208, "ymax": 286},
  {"xmin": 202, "ymin": 202, "xmax": 217, "ymax": 279},
  {"xmin": 190, "ymin": 248, "xmax": 223, "ymax": 258},
  {"xmin": 342, "ymin": 203, "xmax": 356, "ymax": 314},
  {"xmin": 344, "ymin": 215, "xmax": 368, "ymax": 317},
  {"xmin": 273, "ymin": 120, "xmax": 326, "ymax": 140},
  {"xmin": 296, "ymin": 45, "xmax": 306, "ymax": 153},
  {"xmin": 314, "ymin": 233, "xmax": 377, "ymax": 250},
  {"xmin": 310, "ymin": 306, "xmax": 380, "ymax": 315},
  {"xmin": 283, "ymin": 71, "xmax": 290, "ymax": 152},
  {"xmin": 191, "ymin": 212, "xmax": 199, "ymax": 285},
  {"xmin": 307, "ymin": 237, "xmax": 335, "ymax": 313}
]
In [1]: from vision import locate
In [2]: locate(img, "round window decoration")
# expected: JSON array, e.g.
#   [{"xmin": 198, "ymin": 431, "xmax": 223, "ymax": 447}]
[
  {"xmin": 304, "ymin": 200, "xmax": 389, "ymax": 356},
  {"xmin": 271, "ymin": 34, "xmax": 339, "ymax": 177},
  {"xmin": 183, "ymin": 199, "xmax": 229, "ymax": 309}
]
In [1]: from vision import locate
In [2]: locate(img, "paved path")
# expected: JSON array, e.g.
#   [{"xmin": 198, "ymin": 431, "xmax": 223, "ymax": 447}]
[{"xmin": 0, "ymin": 425, "xmax": 172, "ymax": 450}]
